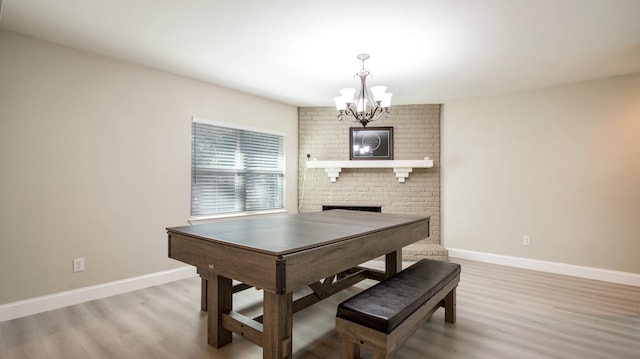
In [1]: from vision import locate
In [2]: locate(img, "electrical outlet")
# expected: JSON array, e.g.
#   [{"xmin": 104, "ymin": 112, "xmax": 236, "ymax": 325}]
[
  {"xmin": 73, "ymin": 257, "xmax": 85, "ymax": 272},
  {"xmin": 522, "ymin": 235, "xmax": 531, "ymax": 246}
]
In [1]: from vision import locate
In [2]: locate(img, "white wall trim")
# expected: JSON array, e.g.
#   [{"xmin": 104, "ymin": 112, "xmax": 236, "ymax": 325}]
[
  {"xmin": 448, "ymin": 248, "xmax": 640, "ymax": 287},
  {"xmin": 0, "ymin": 266, "xmax": 197, "ymax": 322}
]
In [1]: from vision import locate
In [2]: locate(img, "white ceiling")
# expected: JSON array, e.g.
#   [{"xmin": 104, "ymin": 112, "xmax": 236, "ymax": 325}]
[{"xmin": 1, "ymin": 0, "xmax": 639, "ymax": 106}]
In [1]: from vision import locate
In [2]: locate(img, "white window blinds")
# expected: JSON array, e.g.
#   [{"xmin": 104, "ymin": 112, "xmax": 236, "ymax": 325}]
[{"xmin": 191, "ymin": 120, "xmax": 285, "ymax": 216}]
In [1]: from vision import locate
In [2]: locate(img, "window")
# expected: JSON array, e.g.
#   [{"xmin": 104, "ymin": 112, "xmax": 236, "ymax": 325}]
[{"xmin": 191, "ymin": 118, "xmax": 285, "ymax": 217}]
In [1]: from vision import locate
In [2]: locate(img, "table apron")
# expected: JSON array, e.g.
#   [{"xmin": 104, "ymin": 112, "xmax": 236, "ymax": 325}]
[
  {"xmin": 168, "ymin": 218, "xmax": 428, "ymax": 295},
  {"xmin": 281, "ymin": 219, "xmax": 428, "ymax": 293},
  {"xmin": 168, "ymin": 233, "xmax": 280, "ymax": 292}
]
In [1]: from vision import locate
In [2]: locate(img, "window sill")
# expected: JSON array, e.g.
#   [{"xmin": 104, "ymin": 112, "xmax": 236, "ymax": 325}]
[{"xmin": 188, "ymin": 209, "xmax": 288, "ymax": 225}]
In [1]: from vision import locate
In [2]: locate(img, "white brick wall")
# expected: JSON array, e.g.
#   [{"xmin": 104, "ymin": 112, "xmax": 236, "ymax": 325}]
[{"xmin": 298, "ymin": 104, "xmax": 441, "ymax": 245}]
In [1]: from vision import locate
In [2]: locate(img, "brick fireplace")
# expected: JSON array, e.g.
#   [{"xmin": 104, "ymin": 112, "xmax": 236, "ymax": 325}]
[{"xmin": 298, "ymin": 104, "xmax": 447, "ymax": 261}]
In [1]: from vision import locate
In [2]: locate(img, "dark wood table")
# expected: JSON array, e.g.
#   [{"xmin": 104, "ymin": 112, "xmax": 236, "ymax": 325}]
[{"xmin": 167, "ymin": 210, "xmax": 429, "ymax": 359}]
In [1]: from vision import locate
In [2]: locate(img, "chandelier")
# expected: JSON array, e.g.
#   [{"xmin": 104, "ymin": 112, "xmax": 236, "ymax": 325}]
[{"xmin": 334, "ymin": 54, "xmax": 392, "ymax": 127}]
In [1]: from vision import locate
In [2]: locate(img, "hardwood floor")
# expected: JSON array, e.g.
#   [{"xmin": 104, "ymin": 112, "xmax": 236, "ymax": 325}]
[{"xmin": 1, "ymin": 258, "xmax": 639, "ymax": 358}]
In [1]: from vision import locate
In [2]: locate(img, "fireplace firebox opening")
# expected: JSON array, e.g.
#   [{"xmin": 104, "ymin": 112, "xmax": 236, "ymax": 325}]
[{"xmin": 322, "ymin": 205, "xmax": 381, "ymax": 212}]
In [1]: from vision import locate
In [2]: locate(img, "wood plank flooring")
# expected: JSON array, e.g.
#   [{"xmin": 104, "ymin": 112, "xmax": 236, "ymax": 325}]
[{"xmin": 1, "ymin": 258, "xmax": 639, "ymax": 358}]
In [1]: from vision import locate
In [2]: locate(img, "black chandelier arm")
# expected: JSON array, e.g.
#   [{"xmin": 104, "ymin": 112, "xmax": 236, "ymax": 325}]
[
  {"xmin": 337, "ymin": 111, "xmax": 349, "ymax": 122},
  {"xmin": 341, "ymin": 106, "xmax": 362, "ymax": 121},
  {"xmin": 338, "ymin": 110, "xmax": 369, "ymax": 127},
  {"xmin": 346, "ymin": 105, "xmax": 372, "ymax": 122},
  {"xmin": 370, "ymin": 104, "xmax": 383, "ymax": 119},
  {"xmin": 337, "ymin": 103, "xmax": 389, "ymax": 127}
]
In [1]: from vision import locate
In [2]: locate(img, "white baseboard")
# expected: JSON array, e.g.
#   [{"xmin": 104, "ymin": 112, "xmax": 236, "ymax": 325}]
[
  {"xmin": 0, "ymin": 266, "xmax": 197, "ymax": 322},
  {"xmin": 448, "ymin": 248, "xmax": 640, "ymax": 287},
  {"xmin": 4, "ymin": 251, "xmax": 637, "ymax": 322}
]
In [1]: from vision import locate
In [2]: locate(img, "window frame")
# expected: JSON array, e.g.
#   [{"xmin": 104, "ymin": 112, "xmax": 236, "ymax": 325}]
[{"xmin": 189, "ymin": 117, "xmax": 287, "ymax": 222}]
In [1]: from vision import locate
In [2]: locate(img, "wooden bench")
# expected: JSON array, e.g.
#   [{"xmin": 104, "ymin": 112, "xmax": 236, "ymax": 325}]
[{"xmin": 335, "ymin": 259, "xmax": 461, "ymax": 359}]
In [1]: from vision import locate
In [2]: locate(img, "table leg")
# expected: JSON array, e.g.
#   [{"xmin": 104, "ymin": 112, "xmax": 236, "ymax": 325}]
[
  {"xmin": 200, "ymin": 276, "xmax": 208, "ymax": 311},
  {"xmin": 262, "ymin": 290, "xmax": 293, "ymax": 359},
  {"xmin": 207, "ymin": 273, "xmax": 233, "ymax": 348},
  {"xmin": 385, "ymin": 250, "xmax": 402, "ymax": 276}
]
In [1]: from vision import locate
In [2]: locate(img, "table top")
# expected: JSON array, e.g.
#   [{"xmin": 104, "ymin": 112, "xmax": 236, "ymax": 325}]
[{"xmin": 167, "ymin": 210, "xmax": 428, "ymax": 256}]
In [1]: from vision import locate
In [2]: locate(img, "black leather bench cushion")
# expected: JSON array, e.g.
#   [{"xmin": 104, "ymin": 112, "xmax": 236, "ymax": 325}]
[{"xmin": 336, "ymin": 259, "xmax": 461, "ymax": 334}]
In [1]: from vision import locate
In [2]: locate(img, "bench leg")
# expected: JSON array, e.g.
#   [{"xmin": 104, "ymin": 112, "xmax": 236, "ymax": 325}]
[
  {"xmin": 341, "ymin": 339, "xmax": 359, "ymax": 359},
  {"xmin": 444, "ymin": 287, "xmax": 456, "ymax": 324}
]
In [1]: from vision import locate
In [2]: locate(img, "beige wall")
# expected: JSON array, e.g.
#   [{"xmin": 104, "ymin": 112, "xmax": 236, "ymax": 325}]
[
  {"xmin": 3, "ymin": 28, "xmax": 638, "ymax": 307},
  {"xmin": 0, "ymin": 30, "xmax": 298, "ymax": 304},
  {"xmin": 441, "ymin": 73, "xmax": 640, "ymax": 274},
  {"xmin": 298, "ymin": 105, "xmax": 441, "ymax": 244}
]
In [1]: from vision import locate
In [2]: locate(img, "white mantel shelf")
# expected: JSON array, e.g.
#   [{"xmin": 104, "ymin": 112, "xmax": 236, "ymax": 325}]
[{"xmin": 306, "ymin": 159, "xmax": 434, "ymax": 183}]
